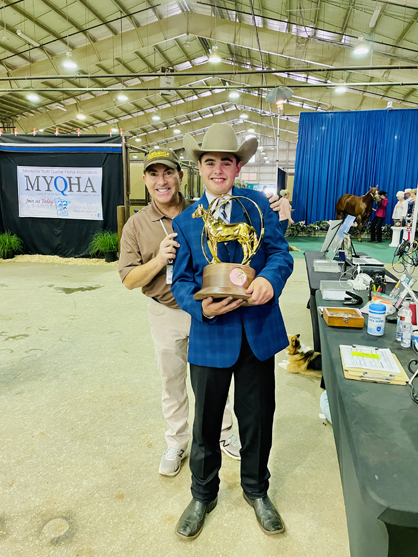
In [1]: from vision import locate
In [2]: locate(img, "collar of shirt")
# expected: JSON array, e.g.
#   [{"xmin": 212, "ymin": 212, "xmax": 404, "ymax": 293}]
[
  {"xmin": 148, "ymin": 192, "xmax": 187, "ymax": 222},
  {"xmin": 205, "ymin": 189, "xmax": 233, "ymax": 221}
]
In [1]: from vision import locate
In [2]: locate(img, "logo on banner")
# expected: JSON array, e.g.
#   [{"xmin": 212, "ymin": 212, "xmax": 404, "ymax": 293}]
[{"xmin": 18, "ymin": 166, "xmax": 103, "ymax": 221}]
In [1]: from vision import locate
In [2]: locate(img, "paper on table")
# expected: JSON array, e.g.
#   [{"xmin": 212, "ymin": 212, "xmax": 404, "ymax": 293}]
[{"xmin": 340, "ymin": 345, "xmax": 401, "ymax": 374}]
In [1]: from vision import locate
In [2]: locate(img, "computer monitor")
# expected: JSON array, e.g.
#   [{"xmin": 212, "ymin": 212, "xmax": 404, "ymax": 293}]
[
  {"xmin": 321, "ymin": 220, "xmax": 342, "ymax": 253},
  {"xmin": 343, "ymin": 232, "xmax": 353, "ymax": 265},
  {"xmin": 325, "ymin": 215, "xmax": 356, "ymax": 260}
]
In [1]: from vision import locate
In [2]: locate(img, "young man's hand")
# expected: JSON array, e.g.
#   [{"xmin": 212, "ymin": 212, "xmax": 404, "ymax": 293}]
[
  {"xmin": 158, "ymin": 232, "xmax": 179, "ymax": 265},
  {"xmin": 202, "ymin": 296, "xmax": 244, "ymax": 317},
  {"xmin": 246, "ymin": 277, "xmax": 274, "ymax": 305}
]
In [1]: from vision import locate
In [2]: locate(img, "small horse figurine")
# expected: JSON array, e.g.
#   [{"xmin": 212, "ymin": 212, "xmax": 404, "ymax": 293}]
[
  {"xmin": 192, "ymin": 204, "xmax": 258, "ymax": 265},
  {"xmin": 336, "ymin": 186, "xmax": 380, "ymax": 242}
]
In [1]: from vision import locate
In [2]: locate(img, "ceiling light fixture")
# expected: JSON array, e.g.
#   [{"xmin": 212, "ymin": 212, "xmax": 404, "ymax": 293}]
[
  {"xmin": 180, "ymin": 154, "xmax": 184, "ymax": 159},
  {"xmin": 118, "ymin": 94, "xmax": 128, "ymax": 101},
  {"xmin": 135, "ymin": 137, "xmax": 141, "ymax": 142},
  {"xmin": 266, "ymin": 86, "xmax": 293, "ymax": 112},
  {"xmin": 208, "ymin": 44, "xmax": 221, "ymax": 63},
  {"xmin": 133, "ymin": 155, "xmax": 138, "ymax": 159},
  {"xmin": 111, "ymin": 128, "xmax": 118, "ymax": 133},
  {"xmin": 369, "ymin": 5, "xmax": 381, "ymax": 28},
  {"xmin": 63, "ymin": 51, "xmax": 77, "ymax": 69},
  {"xmin": 173, "ymin": 129, "xmax": 181, "ymax": 134},
  {"xmin": 154, "ymin": 145, "xmax": 159, "ymax": 149},
  {"xmin": 39, "ymin": 129, "xmax": 44, "ymax": 132},
  {"xmin": 27, "ymin": 93, "xmax": 40, "ymax": 102},
  {"xmin": 152, "ymin": 114, "xmax": 161, "ymax": 121},
  {"xmin": 353, "ymin": 36, "xmax": 370, "ymax": 56},
  {"xmin": 335, "ymin": 81, "xmax": 347, "ymax": 94},
  {"xmin": 229, "ymin": 91, "xmax": 240, "ymax": 99},
  {"xmin": 248, "ymin": 128, "xmax": 255, "ymax": 133},
  {"xmin": 77, "ymin": 113, "xmax": 86, "ymax": 120},
  {"xmin": 16, "ymin": 30, "xmax": 40, "ymax": 47},
  {"xmin": 240, "ymin": 113, "xmax": 249, "ymax": 120},
  {"xmin": 245, "ymin": 134, "xmax": 256, "ymax": 140}
]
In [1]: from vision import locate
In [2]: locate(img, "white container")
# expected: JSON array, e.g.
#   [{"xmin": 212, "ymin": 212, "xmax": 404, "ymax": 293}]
[{"xmin": 367, "ymin": 302, "xmax": 386, "ymax": 336}]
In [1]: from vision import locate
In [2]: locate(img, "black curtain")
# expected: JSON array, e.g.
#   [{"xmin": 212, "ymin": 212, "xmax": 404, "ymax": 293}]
[{"xmin": 0, "ymin": 135, "xmax": 123, "ymax": 257}]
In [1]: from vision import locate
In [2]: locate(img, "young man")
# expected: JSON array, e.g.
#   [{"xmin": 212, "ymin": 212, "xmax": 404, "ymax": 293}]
[
  {"xmin": 118, "ymin": 148, "xmax": 281, "ymax": 477},
  {"xmin": 171, "ymin": 124, "xmax": 293, "ymax": 539}
]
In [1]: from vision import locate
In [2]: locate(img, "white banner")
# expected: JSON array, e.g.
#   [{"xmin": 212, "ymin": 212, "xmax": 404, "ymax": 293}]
[{"xmin": 18, "ymin": 166, "xmax": 103, "ymax": 220}]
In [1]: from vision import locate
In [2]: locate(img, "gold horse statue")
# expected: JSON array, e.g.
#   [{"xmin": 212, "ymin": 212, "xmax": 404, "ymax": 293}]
[{"xmin": 192, "ymin": 204, "xmax": 258, "ymax": 265}]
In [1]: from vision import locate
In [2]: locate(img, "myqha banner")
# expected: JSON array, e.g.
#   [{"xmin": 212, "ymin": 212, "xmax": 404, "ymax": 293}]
[{"xmin": 18, "ymin": 166, "xmax": 103, "ymax": 220}]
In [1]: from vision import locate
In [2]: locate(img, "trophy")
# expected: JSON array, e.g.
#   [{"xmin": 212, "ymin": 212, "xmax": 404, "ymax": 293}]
[{"xmin": 192, "ymin": 195, "xmax": 264, "ymax": 302}]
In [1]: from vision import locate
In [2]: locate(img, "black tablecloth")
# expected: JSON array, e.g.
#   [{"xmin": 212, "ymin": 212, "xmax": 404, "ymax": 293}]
[{"xmin": 317, "ymin": 291, "xmax": 418, "ymax": 557}]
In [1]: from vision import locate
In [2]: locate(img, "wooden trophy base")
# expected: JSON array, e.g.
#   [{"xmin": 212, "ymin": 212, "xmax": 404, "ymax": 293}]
[{"xmin": 193, "ymin": 263, "xmax": 255, "ymax": 301}]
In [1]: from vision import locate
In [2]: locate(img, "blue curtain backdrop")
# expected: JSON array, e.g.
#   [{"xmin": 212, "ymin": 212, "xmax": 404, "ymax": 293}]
[{"xmin": 292, "ymin": 109, "xmax": 418, "ymax": 224}]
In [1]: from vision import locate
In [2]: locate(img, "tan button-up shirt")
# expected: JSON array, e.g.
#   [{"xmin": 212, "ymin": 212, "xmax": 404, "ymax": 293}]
[{"xmin": 118, "ymin": 195, "xmax": 194, "ymax": 309}]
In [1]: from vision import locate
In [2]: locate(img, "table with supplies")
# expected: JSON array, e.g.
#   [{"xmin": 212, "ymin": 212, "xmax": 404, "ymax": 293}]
[{"xmin": 317, "ymin": 290, "xmax": 418, "ymax": 557}]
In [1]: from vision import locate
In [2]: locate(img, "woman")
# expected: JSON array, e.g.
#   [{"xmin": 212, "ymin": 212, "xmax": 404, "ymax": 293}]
[
  {"xmin": 277, "ymin": 189, "xmax": 294, "ymax": 235},
  {"xmin": 369, "ymin": 190, "xmax": 388, "ymax": 243},
  {"xmin": 392, "ymin": 191, "xmax": 408, "ymax": 227}
]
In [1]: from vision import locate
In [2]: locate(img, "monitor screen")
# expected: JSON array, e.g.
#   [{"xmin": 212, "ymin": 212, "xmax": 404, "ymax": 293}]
[
  {"xmin": 343, "ymin": 232, "xmax": 353, "ymax": 265},
  {"xmin": 325, "ymin": 215, "xmax": 355, "ymax": 260}
]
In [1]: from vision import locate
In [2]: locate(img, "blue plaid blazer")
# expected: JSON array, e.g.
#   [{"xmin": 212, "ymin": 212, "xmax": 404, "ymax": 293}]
[{"xmin": 171, "ymin": 186, "xmax": 293, "ymax": 368}]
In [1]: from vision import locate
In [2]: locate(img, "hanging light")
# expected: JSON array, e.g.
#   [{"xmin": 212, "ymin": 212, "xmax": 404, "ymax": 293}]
[
  {"xmin": 77, "ymin": 112, "xmax": 86, "ymax": 120},
  {"xmin": 133, "ymin": 155, "xmax": 138, "ymax": 159},
  {"xmin": 154, "ymin": 145, "xmax": 160, "ymax": 149},
  {"xmin": 240, "ymin": 113, "xmax": 249, "ymax": 120},
  {"xmin": 152, "ymin": 114, "xmax": 161, "ymax": 121},
  {"xmin": 335, "ymin": 81, "xmax": 347, "ymax": 94},
  {"xmin": 27, "ymin": 93, "xmax": 40, "ymax": 102},
  {"xmin": 353, "ymin": 36, "xmax": 370, "ymax": 56},
  {"xmin": 173, "ymin": 129, "xmax": 181, "ymax": 134},
  {"xmin": 63, "ymin": 51, "xmax": 77, "ymax": 69},
  {"xmin": 135, "ymin": 137, "xmax": 141, "ymax": 142},
  {"xmin": 180, "ymin": 154, "xmax": 184, "ymax": 159},
  {"xmin": 118, "ymin": 94, "xmax": 128, "ymax": 101},
  {"xmin": 111, "ymin": 128, "xmax": 118, "ymax": 133},
  {"xmin": 209, "ymin": 44, "xmax": 221, "ymax": 63},
  {"xmin": 229, "ymin": 91, "xmax": 240, "ymax": 99},
  {"xmin": 265, "ymin": 86, "xmax": 293, "ymax": 112},
  {"xmin": 248, "ymin": 128, "xmax": 255, "ymax": 133}
]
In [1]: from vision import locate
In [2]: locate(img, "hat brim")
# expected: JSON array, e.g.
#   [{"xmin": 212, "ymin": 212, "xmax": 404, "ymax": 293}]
[{"xmin": 184, "ymin": 134, "xmax": 258, "ymax": 166}]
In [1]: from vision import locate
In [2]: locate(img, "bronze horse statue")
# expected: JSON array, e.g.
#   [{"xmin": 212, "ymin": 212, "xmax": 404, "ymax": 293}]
[
  {"xmin": 335, "ymin": 186, "xmax": 380, "ymax": 242},
  {"xmin": 192, "ymin": 204, "xmax": 258, "ymax": 265}
]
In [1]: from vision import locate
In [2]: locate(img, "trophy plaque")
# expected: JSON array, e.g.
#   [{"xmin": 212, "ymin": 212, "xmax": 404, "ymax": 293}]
[{"xmin": 193, "ymin": 195, "xmax": 264, "ymax": 302}]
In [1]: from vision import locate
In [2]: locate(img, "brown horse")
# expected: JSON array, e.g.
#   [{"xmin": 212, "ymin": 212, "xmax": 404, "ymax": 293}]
[{"xmin": 335, "ymin": 186, "xmax": 380, "ymax": 242}]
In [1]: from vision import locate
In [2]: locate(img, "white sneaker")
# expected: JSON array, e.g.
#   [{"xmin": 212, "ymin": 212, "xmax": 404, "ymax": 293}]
[
  {"xmin": 220, "ymin": 434, "xmax": 241, "ymax": 460},
  {"xmin": 159, "ymin": 447, "xmax": 186, "ymax": 477}
]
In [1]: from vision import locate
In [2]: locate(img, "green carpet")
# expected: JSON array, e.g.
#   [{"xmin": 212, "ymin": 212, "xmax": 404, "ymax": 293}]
[{"xmin": 287, "ymin": 236, "xmax": 397, "ymax": 264}]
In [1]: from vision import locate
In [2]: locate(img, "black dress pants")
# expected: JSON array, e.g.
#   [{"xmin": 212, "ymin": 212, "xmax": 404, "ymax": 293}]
[
  {"xmin": 189, "ymin": 330, "xmax": 275, "ymax": 503},
  {"xmin": 370, "ymin": 215, "xmax": 385, "ymax": 242}
]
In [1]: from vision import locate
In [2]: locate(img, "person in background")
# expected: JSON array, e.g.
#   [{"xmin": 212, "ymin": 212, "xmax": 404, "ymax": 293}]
[
  {"xmin": 118, "ymin": 148, "xmax": 283, "ymax": 478},
  {"xmin": 392, "ymin": 191, "xmax": 408, "ymax": 227},
  {"xmin": 277, "ymin": 189, "xmax": 294, "ymax": 235},
  {"xmin": 404, "ymin": 188, "xmax": 412, "ymax": 201},
  {"xmin": 407, "ymin": 189, "xmax": 416, "ymax": 218},
  {"xmin": 369, "ymin": 190, "xmax": 388, "ymax": 243}
]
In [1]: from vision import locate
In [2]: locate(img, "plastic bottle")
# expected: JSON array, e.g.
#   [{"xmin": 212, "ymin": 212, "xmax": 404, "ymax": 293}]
[
  {"xmin": 396, "ymin": 301, "xmax": 412, "ymax": 341},
  {"xmin": 401, "ymin": 314, "xmax": 413, "ymax": 348}
]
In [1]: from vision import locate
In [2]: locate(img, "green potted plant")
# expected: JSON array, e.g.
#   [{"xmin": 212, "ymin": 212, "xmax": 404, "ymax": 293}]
[
  {"xmin": 0, "ymin": 231, "xmax": 23, "ymax": 259},
  {"xmin": 89, "ymin": 230, "xmax": 119, "ymax": 262}
]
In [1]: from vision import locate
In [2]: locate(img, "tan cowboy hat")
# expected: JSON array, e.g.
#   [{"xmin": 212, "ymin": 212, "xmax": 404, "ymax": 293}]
[{"xmin": 184, "ymin": 123, "xmax": 258, "ymax": 166}]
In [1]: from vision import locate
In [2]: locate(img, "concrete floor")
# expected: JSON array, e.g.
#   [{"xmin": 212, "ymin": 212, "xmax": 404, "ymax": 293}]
[{"xmin": 0, "ymin": 257, "xmax": 349, "ymax": 557}]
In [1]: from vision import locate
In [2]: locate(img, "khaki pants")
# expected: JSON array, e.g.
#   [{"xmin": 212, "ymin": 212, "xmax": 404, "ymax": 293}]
[{"xmin": 147, "ymin": 298, "xmax": 233, "ymax": 450}]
